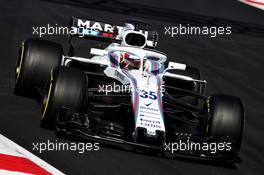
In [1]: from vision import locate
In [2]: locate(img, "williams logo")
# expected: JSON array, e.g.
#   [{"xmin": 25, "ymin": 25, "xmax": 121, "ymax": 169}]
[{"xmin": 145, "ymin": 102, "xmax": 153, "ymax": 107}]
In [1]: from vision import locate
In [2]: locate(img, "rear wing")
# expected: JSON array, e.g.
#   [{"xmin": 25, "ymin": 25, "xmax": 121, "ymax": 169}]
[{"xmin": 69, "ymin": 16, "xmax": 158, "ymax": 48}]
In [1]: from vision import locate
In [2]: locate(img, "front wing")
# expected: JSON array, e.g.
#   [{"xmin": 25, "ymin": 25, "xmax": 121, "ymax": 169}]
[{"xmin": 55, "ymin": 108, "xmax": 241, "ymax": 163}]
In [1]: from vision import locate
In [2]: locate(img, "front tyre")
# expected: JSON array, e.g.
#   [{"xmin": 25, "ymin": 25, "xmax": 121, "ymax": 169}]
[
  {"xmin": 15, "ymin": 39, "xmax": 63, "ymax": 97},
  {"xmin": 41, "ymin": 66, "xmax": 88, "ymax": 128},
  {"xmin": 207, "ymin": 94, "xmax": 245, "ymax": 152}
]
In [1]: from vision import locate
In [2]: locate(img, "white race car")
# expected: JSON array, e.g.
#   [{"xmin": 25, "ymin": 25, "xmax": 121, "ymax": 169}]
[{"xmin": 14, "ymin": 17, "xmax": 244, "ymax": 162}]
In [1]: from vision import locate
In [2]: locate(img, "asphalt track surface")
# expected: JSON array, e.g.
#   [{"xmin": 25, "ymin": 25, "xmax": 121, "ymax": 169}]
[{"xmin": 1, "ymin": 0, "xmax": 264, "ymax": 174}]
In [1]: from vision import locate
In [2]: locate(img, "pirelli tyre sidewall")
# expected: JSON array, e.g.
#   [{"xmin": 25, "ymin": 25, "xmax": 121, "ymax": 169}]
[
  {"xmin": 14, "ymin": 39, "xmax": 63, "ymax": 97},
  {"xmin": 208, "ymin": 94, "xmax": 245, "ymax": 152},
  {"xmin": 41, "ymin": 66, "xmax": 88, "ymax": 128}
]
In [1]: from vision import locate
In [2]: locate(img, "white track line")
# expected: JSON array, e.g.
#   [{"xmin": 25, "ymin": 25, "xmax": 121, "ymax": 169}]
[
  {"xmin": 239, "ymin": 0, "xmax": 264, "ymax": 10},
  {"xmin": 0, "ymin": 134, "xmax": 64, "ymax": 175},
  {"xmin": 0, "ymin": 169, "xmax": 31, "ymax": 175}
]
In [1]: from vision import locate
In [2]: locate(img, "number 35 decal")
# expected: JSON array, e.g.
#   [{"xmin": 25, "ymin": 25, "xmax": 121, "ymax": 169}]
[{"xmin": 140, "ymin": 90, "xmax": 157, "ymax": 100}]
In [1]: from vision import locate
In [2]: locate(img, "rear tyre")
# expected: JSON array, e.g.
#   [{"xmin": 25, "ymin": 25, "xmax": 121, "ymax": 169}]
[
  {"xmin": 41, "ymin": 66, "xmax": 88, "ymax": 128},
  {"xmin": 14, "ymin": 39, "xmax": 63, "ymax": 97},
  {"xmin": 182, "ymin": 66, "xmax": 201, "ymax": 104},
  {"xmin": 183, "ymin": 66, "xmax": 201, "ymax": 96},
  {"xmin": 167, "ymin": 66, "xmax": 201, "ymax": 105},
  {"xmin": 184, "ymin": 66, "xmax": 200, "ymax": 81},
  {"xmin": 207, "ymin": 94, "xmax": 245, "ymax": 152}
]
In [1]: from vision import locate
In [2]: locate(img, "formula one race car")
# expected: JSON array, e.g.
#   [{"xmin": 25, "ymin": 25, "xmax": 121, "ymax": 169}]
[{"xmin": 14, "ymin": 17, "xmax": 244, "ymax": 162}]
